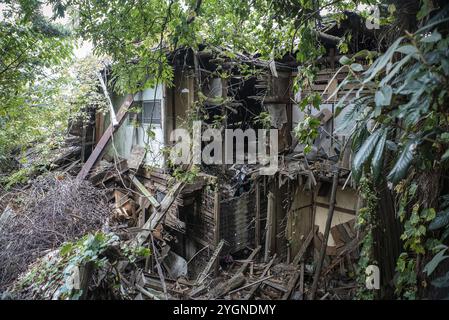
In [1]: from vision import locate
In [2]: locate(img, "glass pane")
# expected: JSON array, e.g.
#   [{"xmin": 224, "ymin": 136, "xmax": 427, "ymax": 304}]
[{"xmin": 142, "ymin": 100, "xmax": 161, "ymax": 124}]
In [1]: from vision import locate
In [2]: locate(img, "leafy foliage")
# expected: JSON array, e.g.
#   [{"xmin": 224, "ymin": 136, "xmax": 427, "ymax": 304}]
[
  {"xmin": 0, "ymin": 55, "xmax": 108, "ymax": 188},
  {"xmin": 331, "ymin": 4, "xmax": 449, "ymax": 299},
  {"xmin": 355, "ymin": 177, "xmax": 377, "ymax": 300},
  {"xmin": 58, "ymin": 0, "xmax": 378, "ymax": 94},
  {"xmin": 14, "ymin": 232, "xmax": 150, "ymax": 300}
]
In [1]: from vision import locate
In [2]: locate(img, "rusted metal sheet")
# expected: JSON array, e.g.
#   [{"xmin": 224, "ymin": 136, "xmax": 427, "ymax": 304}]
[{"xmin": 77, "ymin": 94, "xmax": 134, "ymax": 180}]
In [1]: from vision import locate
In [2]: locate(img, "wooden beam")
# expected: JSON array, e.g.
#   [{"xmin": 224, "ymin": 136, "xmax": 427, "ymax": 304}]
[
  {"xmin": 309, "ymin": 169, "xmax": 339, "ymax": 299},
  {"xmin": 292, "ymin": 226, "xmax": 317, "ymax": 266},
  {"xmin": 213, "ymin": 186, "xmax": 221, "ymax": 274},
  {"xmin": 77, "ymin": 94, "xmax": 134, "ymax": 180},
  {"xmin": 131, "ymin": 176, "xmax": 160, "ymax": 209},
  {"xmin": 244, "ymin": 254, "xmax": 276, "ymax": 300},
  {"xmin": 264, "ymin": 192, "xmax": 275, "ymax": 262},
  {"xmin": 210, "ymin": 246, "xmax": 261, "ymax": 298},
  {"xmin": 282, "ymin": 227, "xmax": 316, "ymax": 300},
  {"xmin": 228, "ymin": 275, "xmax": 274, "ymax": 295},
  {"xmin": 255, "ymin": 180, "xmax": 261, "ymax": 248},
  {"xmin": 315, "ymin": 202, "xmax": 356, "ymax": 215},
  {"xmin": 299, "ymin": 262, "xmax": 305, "ymax": 299},
  {"xmin": 196, "ymin": 239, "xmax": 225, "ymax": 285},
  {"xmin": 134, "ymin": 181, "xmax": 184, "ymax": 247}
]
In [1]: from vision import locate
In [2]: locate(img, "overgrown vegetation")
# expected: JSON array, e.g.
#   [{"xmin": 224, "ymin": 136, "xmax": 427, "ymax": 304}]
[
  {"xmin": 0, "ymin": 173, "xmax": 112, "ymax": 290},
  {"xmin": 2, "ymin": 0, "xmax": 449, "ymax": 300},
  {"xmin": 323, "ymin": 4, "xmax": 449, "ymax": 299},
  {"xmin": 12, "ymin": 232, "xmax": 150, "ymax": 300}
]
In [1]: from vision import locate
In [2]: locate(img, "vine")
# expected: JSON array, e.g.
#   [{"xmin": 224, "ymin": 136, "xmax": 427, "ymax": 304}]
[
  {"xmin": 394, "ymin": 181, "xmax": 438, "ymax": 299},
  {"xmin": 355, "ymin": 176, "xmax": 377, "ymax": 300}
]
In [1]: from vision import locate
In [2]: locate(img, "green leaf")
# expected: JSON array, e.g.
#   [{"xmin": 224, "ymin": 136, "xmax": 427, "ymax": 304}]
[
  {"xmin": 429, "ymin": 209, "xmax": 449, "ymax": 231},
  {"xmin": 396, "ymin": 45, "xmax": 418, "ymax": 55},
  {"xmin": 431, "ymin": 271, "xmax": 449, "ymax": 288},
  {"xmin": 339, "ymin": 56, "xmax": 352, "ymax": 65},
  {"xmin": 375, "ymin": 85, "xmax": 393, "ymax": 107},
  {"xmin": 380, "ymin": 55, "xmax": 413, "ymax": 86},
  {"xmin": 363, "ymin": 37, "xmax": 404, "ymax": 84},
  {"xmin": 60, "ymin": 243, "xmax": 74, "ymax": 256},
  {"xmin": 424, "ymin": 247, "xmax": 449, "ymax": 276},
  {"xmin": 387, "ymin": 139, "xmax": 417, "ymax": 184},
  {"xmin": 350, "ymin": 63, "xmax": 364, "ymax": 72},
  {"xmin": 371, "ymin": 129, "xmax": 387, "ymax": 181},
  {"xmin": 352, "ymin": 129, "xmax": 383, "ymax": 182},
  {"xmin": 442, "ymin": 149, "xmax": 449, "ymax": 162},
  {"xmin": 417, "ymin": 0, "xmax": 433, "ymax": 20}
]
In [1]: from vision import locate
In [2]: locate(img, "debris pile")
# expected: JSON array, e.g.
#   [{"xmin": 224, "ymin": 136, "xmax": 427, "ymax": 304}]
[{"xmin": 0, "ymin": 173, "xmax": 111, "ymax": 290}]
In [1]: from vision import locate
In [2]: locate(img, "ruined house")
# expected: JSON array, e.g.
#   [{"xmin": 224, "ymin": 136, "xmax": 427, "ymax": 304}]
[{"xmin": 74, "ymin": 16, "xmax": 377, "ymax": 298}]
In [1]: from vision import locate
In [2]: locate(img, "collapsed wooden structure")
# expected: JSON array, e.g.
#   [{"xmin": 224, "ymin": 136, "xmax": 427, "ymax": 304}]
[{"xmin": 71, "ymin": 22, "xmax": 373, "ymax": 299}]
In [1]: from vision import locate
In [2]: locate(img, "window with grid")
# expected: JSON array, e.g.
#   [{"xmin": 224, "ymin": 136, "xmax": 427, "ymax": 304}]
[
  {"xmin": 142, "ymin": 100, "xmax": 161, "ymax": 124},
  {"xmin": 127, "ymin": 100, "xmax": 161, "ymax": 125}
]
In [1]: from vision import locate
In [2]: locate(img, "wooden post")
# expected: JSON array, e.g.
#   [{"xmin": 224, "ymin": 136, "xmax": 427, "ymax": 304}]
[
  {"xmin": 81, "ymin": 124, "xmax": 86, "ymax": 163},
  {"xmin": 255, "ymin": 179, "xmax": 261, "ymax": 248},
  {"xmin": 264, "ymin": 191, "xmax": 275, "ymax": 262},
  {"xmin": 299, "ymin": 262, "xmax": 305, "ymax": 300},
  {"xmin": 196, "ymin": 239, "xmax": 225, "ymax": 285},
  {"xmin": 213, "ymin": 185, "xmax": 221, "ymax": 274},
  {"xmin": 245, "ymin": 254, "xmax": 276, "ymax": 300},
  {"xmin": 77, "ymin": 94, "xmax": 134, "ymax": 180},
  {"xmin": 309, "ymin": 168, "xmax": 339, "ymax": 299}
]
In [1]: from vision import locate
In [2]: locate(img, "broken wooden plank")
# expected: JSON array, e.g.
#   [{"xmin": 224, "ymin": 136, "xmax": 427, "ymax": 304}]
[
  {"xmin": 135, "ymin": 284, "xmax": 163, "ymax": 300},
  {"xmin": 292, "ymin": 226, "xmax": 317, "ymax": 266},
  {"xmin": 127, "ymin": 145, "xmax": 146, "ymax": 170},
  {"xmin": 236, "ymin": 246, "xmax": 261, "ymax": 275},
  {"xmin": 134, "ymin": 181, "xmax": 184, "ymax": 246},
  {"xmin": 131, "ymin": 176, "xmax": 160, "ymax": 209},
  {"xmin": 282, "ymin": 229, "xmax": 315, "ymax": 300},
  {"xmin": 323, "ymin": 235, "xmax": 363, "ymax": 276},
  {"xmin": 77, "ymin": 94, "xmax": 134, "ymax": 180},
  {"xmin": 244, "ymin": 254, "xmax": 276, "ymax": 300},
  {"xmin": 196, "ymin": 239, "xmax": 225, "ymax": 285},
  {"xmin": 213, "ymin": 186, "xmax": 221, "ymax": 274},
  {"xmin": 282, "ymin": 270, "xmax": 301, "ymax": 300},
  {"xmin": 299, "ymin": 262, "xmax": 305, "ymax": 300},
  {"xmin": 189, "ymin": 284, "xmax": 207, "ymax": 298},
  {"xmin": 211, "ymin": 274, "xmax": 246, "ymax": 299},
  {"xmin": 228, "ymin": 275, "xmax": 274, "ymax": 295},
  {"xmin": 309, "ymin": 169, "xmax": 339, "ymax": 300},
  {"xmin": 255, "ymin": 179, "xmax": 261, "ymax": 248},
  {"xmin": 263, "ymin": 279, "xmax": 288, "ymax": 293},
  {"xmin": 210, "ymin": 246, "xmax": 261, "ymax": 298},
  {"xmin": 264, "ymin": 192, "xmax": 275, "ymax": 262}
]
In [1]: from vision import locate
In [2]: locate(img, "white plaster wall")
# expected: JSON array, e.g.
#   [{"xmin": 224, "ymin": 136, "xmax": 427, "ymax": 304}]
[
  {"xmin": 314, "ymin": 187, "xmax": 358, "ymax": 246},
  {"xmin": 107, "ymin": 85, "xmax": 165, "ymax": 168}
]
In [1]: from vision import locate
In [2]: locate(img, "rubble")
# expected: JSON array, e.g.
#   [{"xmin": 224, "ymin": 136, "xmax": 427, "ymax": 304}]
[{"xmin": 1, "ymin": 40, "xmax": 364, "ymax": 301}]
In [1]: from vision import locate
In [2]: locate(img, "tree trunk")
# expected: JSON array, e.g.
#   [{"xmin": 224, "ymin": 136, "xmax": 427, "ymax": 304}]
[{"xmin": 373, "ymin": 181, "xmax": 403, "ymax": 299}]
